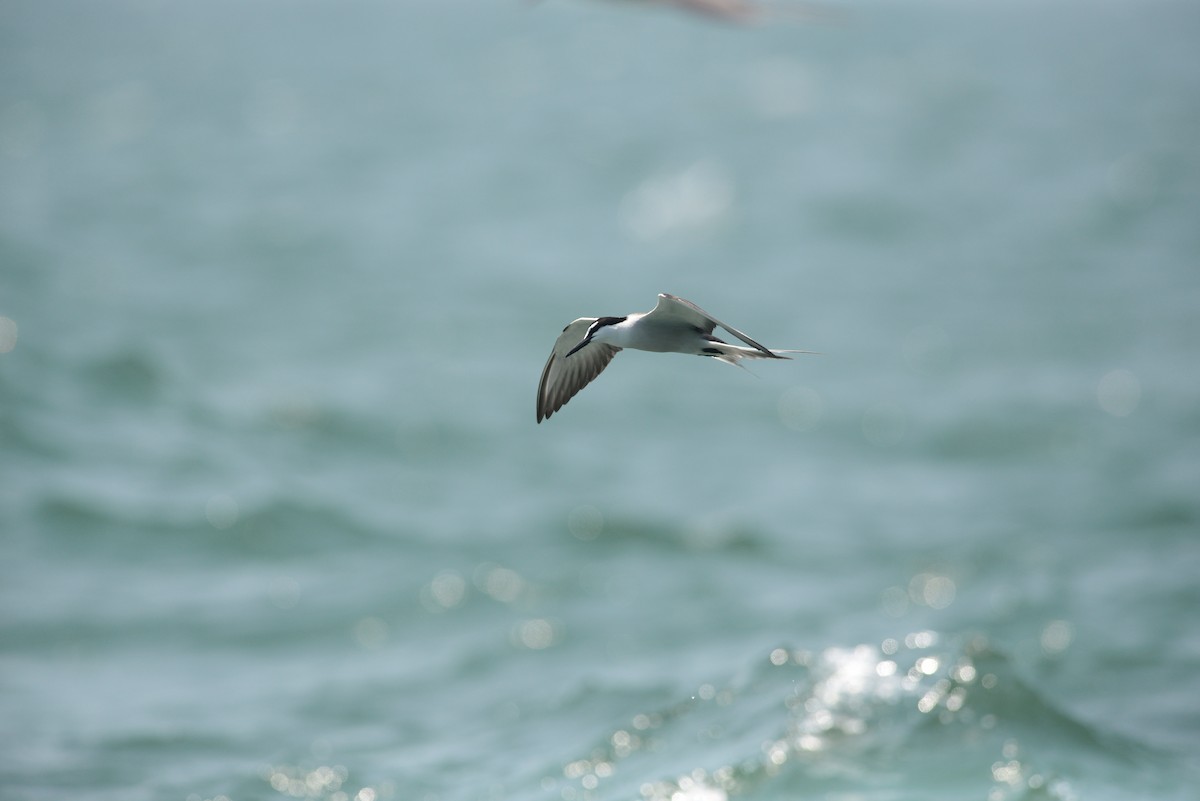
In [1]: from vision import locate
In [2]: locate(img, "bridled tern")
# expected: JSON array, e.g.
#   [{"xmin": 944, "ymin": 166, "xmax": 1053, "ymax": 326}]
[{"xmin": 537, "ymin": 293, "xmax": 805, "ymax": 423}]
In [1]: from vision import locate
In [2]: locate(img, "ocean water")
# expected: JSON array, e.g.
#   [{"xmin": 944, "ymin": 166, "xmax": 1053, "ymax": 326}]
[{"xmin": 2, "ymin": 1, "xmax": 1199, "ymax": 799}]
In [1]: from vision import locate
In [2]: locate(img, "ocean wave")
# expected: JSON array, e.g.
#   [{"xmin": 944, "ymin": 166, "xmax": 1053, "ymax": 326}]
[
  {"xmin": 564, "ymin": 514, "xmax": 771, "ymax": 556},
  {"xmin": 34, "ymin": 491, "xmax": 384, "ymax": 560},
  {"xmin": 542, "ymin": 632, "xmax": 1182, "ymax": 801},
  {"xmin": 79, "ymin": 348, "xmax": 169, "ymax": 402}
]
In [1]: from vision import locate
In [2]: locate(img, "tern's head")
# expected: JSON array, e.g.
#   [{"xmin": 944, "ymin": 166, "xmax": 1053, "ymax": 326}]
[{"xmin": 566, "ymin": 316, "xmax": 625, "ymax": 357}]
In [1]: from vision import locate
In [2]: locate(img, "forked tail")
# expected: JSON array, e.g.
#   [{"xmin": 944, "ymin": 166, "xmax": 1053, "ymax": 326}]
[{"xmin": 700, "ymin": 342, "xmax": 815, "ymax": 367}]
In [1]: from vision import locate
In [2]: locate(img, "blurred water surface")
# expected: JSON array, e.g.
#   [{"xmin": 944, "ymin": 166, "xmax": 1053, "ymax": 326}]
[{"xmin": 2, "ymin": 1, "xmax": 1199, "ymax": 799}]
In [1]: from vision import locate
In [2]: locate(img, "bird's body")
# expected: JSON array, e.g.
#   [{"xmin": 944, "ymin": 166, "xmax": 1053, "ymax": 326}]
[{"xmin": 537, "ymin": 293, "xmax": 804, "ymax": 423}]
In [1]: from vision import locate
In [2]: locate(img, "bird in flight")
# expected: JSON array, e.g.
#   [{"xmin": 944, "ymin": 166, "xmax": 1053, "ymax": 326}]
[{"xmin": 537, "ymin": 293, "xmax": 806, "ymax": 422}]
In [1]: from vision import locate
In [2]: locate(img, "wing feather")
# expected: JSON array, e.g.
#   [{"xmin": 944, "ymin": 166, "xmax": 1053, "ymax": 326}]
[
  {"xmin": 645, "ymin": 293, "xmax": 777, "ymax": 356},
  {"xmin": 537, "ymin": 318, "xmax": 622, "ymax": 423}
]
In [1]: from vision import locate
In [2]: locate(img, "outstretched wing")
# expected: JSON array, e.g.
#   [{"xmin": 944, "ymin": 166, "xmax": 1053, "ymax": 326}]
[
  {"xmin": 537, "ymin": 318, "xmax": 622, "ymax": 423},
  {"xmin": 644, "ymin": 293, "xmax": 777, "ymax": 357}
]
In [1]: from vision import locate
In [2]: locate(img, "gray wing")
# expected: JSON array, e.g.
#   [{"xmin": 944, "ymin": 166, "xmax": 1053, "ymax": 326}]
[
  {"xmin": 645, "ymin": 293, "xmax": 776, "ymax": 356},
  {"xmin": 537, "ymin": 318, "xmax": 622, "ymax": 423}
]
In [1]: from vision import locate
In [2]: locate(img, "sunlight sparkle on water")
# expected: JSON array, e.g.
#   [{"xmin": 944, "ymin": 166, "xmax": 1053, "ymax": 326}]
[
  {"xmin": 915, "ymin": 656, "xmax": 940, "ymax": 676},
  {"xmin": 556, "ymin": 634, "xmax": 994, "ymax": 800},
  {"xmin": 638, "ymin": 769, "xmax": 729, "ymax": 801},
  {"xmin": 814, "ymin": 645, "xmax": 883, "ymax": 706},
  {"xmin": 986, "ymin": 739, "xmax": 1077, "ymax": 801},
  {"xmin": 632, "ymin": 712, "xmax": 659, "ymax": 730},
  {"xmin": 421, "ymin": 570, "xmax": 466, "ymax": 611},
  {"xmin": 905, "ymin": 630, "xmax": 938, "ymax": 649},
  {"xmin": 909, "ymin": 573, "xmax": 956, "ymax": 609},
  {"xmin": 1040, "ymin": 619, "xmax": 1073, "ymax": 655},
  {"xmin": 611, "ymin": 728, "xmax": 640, "ymax": 758},
  {"xmin": 473, "ymin": 562, "xmax": 527, "ymax": 603},
  {"xmin": 513, "ymin": 618, "xmax": 556, "ymax": 650},
  {"xmin": 264, "ymin": 763, "xmax": 354, "ymax": 800}
]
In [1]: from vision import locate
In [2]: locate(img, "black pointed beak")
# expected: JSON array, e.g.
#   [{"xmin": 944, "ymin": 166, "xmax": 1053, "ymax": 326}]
[{"xmin": 565, "ymin": 338, "xmax": 589, "ymax": 357}]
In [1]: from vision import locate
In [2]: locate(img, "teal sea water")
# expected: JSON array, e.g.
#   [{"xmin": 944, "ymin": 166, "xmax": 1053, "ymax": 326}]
[{"xmin": 2, "ymin": 1, "xmax": 1199, "ymax": 799}]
